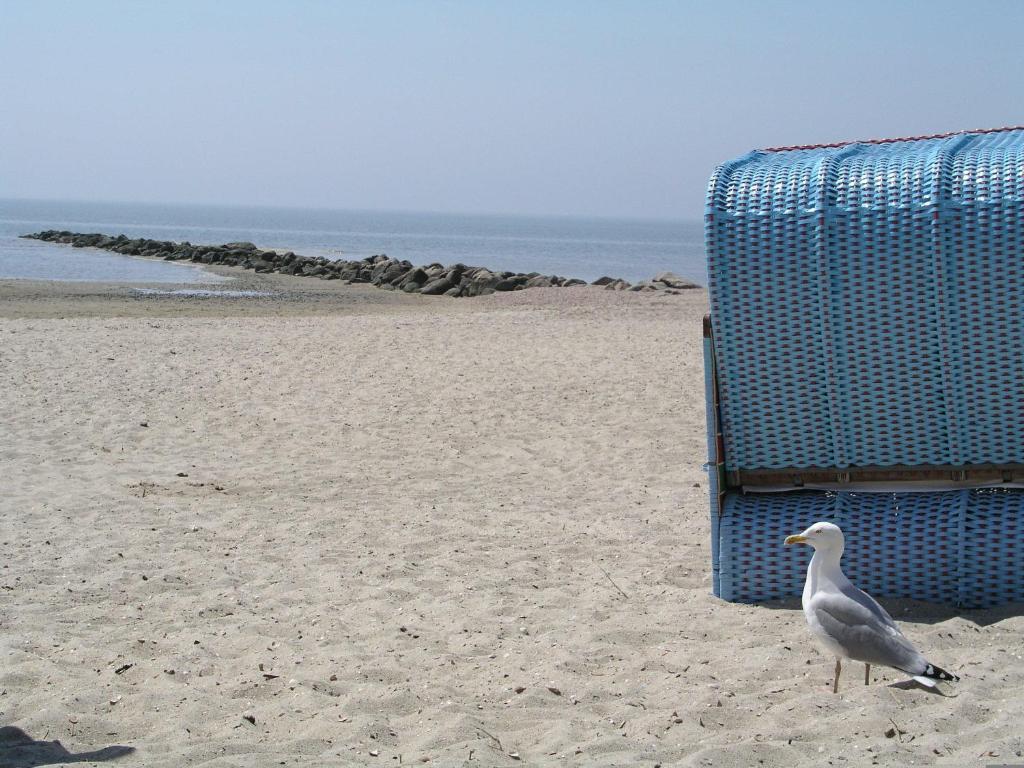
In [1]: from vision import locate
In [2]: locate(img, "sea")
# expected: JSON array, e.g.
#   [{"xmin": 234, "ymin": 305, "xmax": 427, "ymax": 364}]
[{"xmin": 0, "ymin": 198, "xmax": 706, "ymax": 286}]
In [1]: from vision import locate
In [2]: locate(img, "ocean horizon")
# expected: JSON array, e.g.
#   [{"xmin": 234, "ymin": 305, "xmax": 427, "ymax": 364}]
[{"xmin": 0, "ymin": 198, "xmax": 706, "ymax": 285}]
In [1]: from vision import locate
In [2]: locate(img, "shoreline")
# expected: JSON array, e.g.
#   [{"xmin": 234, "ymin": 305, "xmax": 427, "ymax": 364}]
[{"xmin": 0, "ymin": 266, "xmax": 698, "ymax": 319}]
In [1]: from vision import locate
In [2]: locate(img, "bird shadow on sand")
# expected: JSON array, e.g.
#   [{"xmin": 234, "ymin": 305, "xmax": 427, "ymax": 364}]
[
  {"xmin": 0, "ymin": 726, "xmax": 134, "ymax": 768},
  {"xmin": 752, "ymin": 596, "xmax": 1024, "ymax": 627},
  {"xmin": 887, "ymin": 679, "xmax": 958, "ymax": 697}
]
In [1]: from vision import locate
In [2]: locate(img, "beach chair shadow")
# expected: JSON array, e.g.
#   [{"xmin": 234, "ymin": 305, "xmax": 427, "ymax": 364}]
[
  {"xmin": 0, "ymin": 726, "xmax": 134, "ymax": 768},
  {"xmin": 751, "ymin": 595, "xmax": 1024, "ymax": 627}
]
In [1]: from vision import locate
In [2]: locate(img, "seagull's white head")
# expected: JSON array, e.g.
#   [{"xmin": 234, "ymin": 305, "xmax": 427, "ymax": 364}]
[{"xmin": 784, "ymin": 521, "xmax": 845, "ymax": 552}]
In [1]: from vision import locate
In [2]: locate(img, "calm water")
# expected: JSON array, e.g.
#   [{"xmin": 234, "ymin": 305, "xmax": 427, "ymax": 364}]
[
  {"xmin": 0, "ymin": 237, "xmax": 233, "ymax": 284},
  {"xmin": 0, "ymin": 199, "xmax": 706, "ymax": 285}
]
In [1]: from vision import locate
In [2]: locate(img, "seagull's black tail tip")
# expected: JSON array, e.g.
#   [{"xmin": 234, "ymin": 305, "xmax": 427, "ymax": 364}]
[{"xmin": 922, "ymin": 663, "xmax": 959, "ymax": 682}]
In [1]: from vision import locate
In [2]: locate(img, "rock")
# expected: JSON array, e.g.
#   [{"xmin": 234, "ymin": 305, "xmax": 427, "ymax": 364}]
[
  {"xmin": 391, "ymin": 270, "xmax": 428, "ymax": 294},
  {"xmin": 20, "ymin": 230, "xmax": 625, "ymax": 300},
  {"xmin": 419, "ymin": 277, "xmax": 455, "ymax": 295},
  {"xmin": 525, "ymin": 275, "xmax": 554, "ymax": 288},
  {"xmin": 495, "ymin": 274, "xmax": 530, "ymax": 291},
  {"xmin": 653, "ymin": 271, "xmax": 699, "ymax": 289},
  {"xmin": 370, "ymin": 259, "xmax": 396, "ymax": 282},
  {"xmin": 399, "ymin": 268, "xmax": 429, "ymax": 292},
  {"xmin": 604, "ymin": 279, "xmax": 631, "ymax": 291},
  {"xmin": 629, "ymin": 281, "xmax": 661, "ymax": 292},
  {"xmin": 462, "ymin": 275, "xmax": 500, "ymax": 296},
  {"xmin": 373, "ymin": 262, "xmax": 407, "ymax": 286}
]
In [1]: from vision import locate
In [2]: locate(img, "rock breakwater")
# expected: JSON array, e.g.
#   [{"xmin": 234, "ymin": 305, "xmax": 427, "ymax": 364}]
[{"xmin": 21, "ymin": 231, "xmax": 699, "ymax": 297}]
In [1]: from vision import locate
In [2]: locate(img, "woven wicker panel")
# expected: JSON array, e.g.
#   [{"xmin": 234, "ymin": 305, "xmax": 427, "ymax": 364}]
[
  {"xmin": 828, "ymin": 207, "xmax": 952, "ymax": 465},
  {"xmin": 717, "ymin": 489, "xmax": 1023, "ymax": 606},
  {"xmin": 946, "ymin": 204, "xmax": 1024, "ymax": 463},
  {"xmin": 706, "ymin": 207, "xmax": 836, "ymax": 469},
  {"xmin": 962, "ymin": 489, "xmax": 1024, "ymax": 607},
  {"xmin": 837, "ymin": 492, "xmax": 963, "ymax": 604},
  {"xmin": 718, "ymin": 491, "xmax": 839, "ymax": 602},
  {"xmin": 944, "ymin": 130, "xmax": 1024, "ymax": 464},
  {"xmin": 706, "ymin": 128, "xmax": 1024, "ymax": 471}
]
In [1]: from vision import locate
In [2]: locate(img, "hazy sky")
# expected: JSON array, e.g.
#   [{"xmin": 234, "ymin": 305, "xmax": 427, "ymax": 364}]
[{"xmin": 2, "ymin": 1, "xmax": 1022, "ymax": 219}]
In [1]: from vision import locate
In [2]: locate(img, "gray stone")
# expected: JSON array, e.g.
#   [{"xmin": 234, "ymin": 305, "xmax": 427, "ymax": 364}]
[
  {"xmin": 399, "ymin": 268, "xmax": 429, "ymax": 291},
  {"xmin": 525, "ymin": 275, "xmax": 554, "ymax": 288},
  {"xmin": 370, "ymin": 259, "xmax": 398, "ymax": 282},
  {"xmin": 653, "ymin": 271, "xmax": 699, "ymax": 289},
  {"xmin": 419, "ymin": 277, "xmax": 455, "ymax": 295},
  {"xmin": 463, "ymin": 277, "xmax": 500, "ymax": 297},
  {"xmin": 629, "ymin": 281, "xmax": 661, "ymax": 292}
]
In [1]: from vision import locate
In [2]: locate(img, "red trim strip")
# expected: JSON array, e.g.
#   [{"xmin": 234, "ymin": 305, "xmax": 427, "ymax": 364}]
[{"xmin": 762, "ymin": 125, "xmax": 1024, "ymax": 153}]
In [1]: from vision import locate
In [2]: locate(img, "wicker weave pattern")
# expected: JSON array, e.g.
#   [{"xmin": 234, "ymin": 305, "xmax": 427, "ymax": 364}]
[
  {"xmin": 717, "ymin": 491, "xmax": 837, "ymax": 603},
  {"xmin": 716, "ymin": 489, "xmax": 1024, "ymax": 608},
  {"xmin": 706, "ymin": 128, "xmax": 1024, "ymax": 471},
  {"xmin": 961, "ymin": 489, "xmax": 1024, "ymax": 606}
]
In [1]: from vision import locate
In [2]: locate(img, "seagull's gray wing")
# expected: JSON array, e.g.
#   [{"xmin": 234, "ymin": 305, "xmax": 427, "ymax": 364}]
[{"xmin": 809, "ymin": 587, "xmax": 927, "ymax": 674}]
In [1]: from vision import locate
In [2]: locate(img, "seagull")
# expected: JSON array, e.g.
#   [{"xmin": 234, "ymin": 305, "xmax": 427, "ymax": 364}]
[{"xmin": 784, "ymin": 522, "xmax": 959, "ymax": 693}]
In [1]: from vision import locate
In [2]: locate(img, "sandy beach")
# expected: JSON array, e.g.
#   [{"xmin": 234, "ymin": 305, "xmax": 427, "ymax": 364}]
[{"xmin": 1, "ymin": 267, "xmax": 1022, "ymax": 767}]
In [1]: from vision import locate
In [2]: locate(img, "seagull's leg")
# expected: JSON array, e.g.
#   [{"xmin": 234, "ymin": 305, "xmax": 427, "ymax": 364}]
[
  {"xmin": 833, "ymin": 658, "xmax": 841, "ymax": 694},
  {"xmin": 864, "ymin": 663, "xmax": 870, "ymax": 685}
]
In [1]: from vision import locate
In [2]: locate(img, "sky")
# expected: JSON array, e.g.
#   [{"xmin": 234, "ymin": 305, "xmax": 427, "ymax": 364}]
[{"xmin": 1, "ymin": 1, "xmax": 1023, "ymax": 220}]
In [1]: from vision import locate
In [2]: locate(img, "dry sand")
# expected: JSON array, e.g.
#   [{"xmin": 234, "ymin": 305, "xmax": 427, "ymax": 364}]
[{"xmin": 1, "ymin": 268, "xmax": 1022, "ymax": 767}]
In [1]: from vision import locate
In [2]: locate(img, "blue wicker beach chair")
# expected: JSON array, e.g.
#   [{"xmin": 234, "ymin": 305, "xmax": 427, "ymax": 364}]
[{"xmin": 704, "ymin": 126, "xmax": 1024, "ymax": 608}]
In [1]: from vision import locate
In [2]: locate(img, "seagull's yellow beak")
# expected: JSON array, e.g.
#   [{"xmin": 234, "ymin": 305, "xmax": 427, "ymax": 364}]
[{"xmin": 784, "ymin": 534, "xmax": 808, "ymax": 545}]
